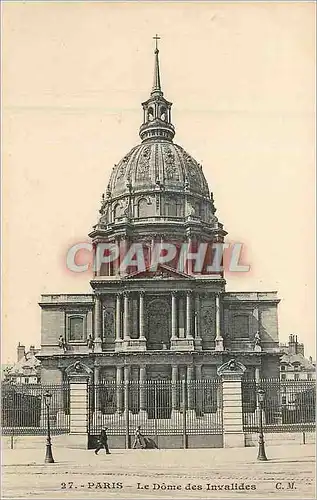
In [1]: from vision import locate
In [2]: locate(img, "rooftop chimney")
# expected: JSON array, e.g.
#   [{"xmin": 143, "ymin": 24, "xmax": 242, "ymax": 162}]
[{"xmin": 17, "ymin": 342, "xmax": 26, "ymax": 362}]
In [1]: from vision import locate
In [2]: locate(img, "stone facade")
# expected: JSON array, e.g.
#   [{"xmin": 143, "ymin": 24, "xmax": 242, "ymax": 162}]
[{"xmin": 37, "ymin": 44, "xmax": 281, "ymax": 434}]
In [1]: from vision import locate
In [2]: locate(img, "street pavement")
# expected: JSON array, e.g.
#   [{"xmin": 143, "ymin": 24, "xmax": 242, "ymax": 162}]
[{"xmin": 2, "ymin": 444, "xmax": 315, "ymax": 499}]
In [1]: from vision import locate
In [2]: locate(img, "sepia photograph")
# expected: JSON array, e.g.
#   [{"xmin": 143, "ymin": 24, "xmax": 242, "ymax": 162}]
[{"xmin": 1, "ymin": 1, "xmax": 316, "ymax": 498}]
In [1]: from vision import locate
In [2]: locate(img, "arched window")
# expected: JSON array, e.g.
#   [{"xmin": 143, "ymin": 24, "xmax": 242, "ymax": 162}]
[
  {"xmin": 138, "ymin": 198, "xmax": 153, "ymax": 217},
  {"xmin": 160, "ymin": 106, "xmax": 167, "ymax": 121},
  {"xmin": 166, "ymin": 197, "xmax": 177, "ymax": 216},
  {"xmin": 113, "ymin": 203, "xmax": 121, "ymax": 220},
  {"xmin": 175, "ymin": 199, "xmax": 183, "ymax": 216},
  {"xmin": 147, "ymin": 107, "xmax": 154, "ymax": 121}
]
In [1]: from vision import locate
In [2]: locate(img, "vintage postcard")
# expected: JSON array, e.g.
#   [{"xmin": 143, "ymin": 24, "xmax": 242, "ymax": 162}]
[{"xmin": 1, "ymin": 1, "xmax": 315, "ymax": 499}]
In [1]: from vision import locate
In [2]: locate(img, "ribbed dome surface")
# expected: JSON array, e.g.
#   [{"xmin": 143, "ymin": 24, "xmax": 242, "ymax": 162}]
[{"xmin": 108, "ymin": 140, "xmax": 210, "ymax": 200}]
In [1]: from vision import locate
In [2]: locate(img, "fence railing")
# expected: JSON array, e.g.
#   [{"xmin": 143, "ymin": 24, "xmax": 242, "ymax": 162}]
[
  {"xmin": 1, "ymin": 383, "xmax": 70, "ymax": 435},
  {"xmin": 2, "ymin": 378, "xmax": 315, "ymax": 438},
  {"xmin": 88, "ymin": 379, "xmax": 223, "ymax": 437},
  {"xmin": 242, "ymin": 378, "xmax": 316, "ymax": 433}
]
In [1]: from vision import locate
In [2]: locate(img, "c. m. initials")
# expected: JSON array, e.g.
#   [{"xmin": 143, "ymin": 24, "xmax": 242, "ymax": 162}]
[{"xmin": 275, "ymin": 482, "xmax": 296, "ymax": 490}]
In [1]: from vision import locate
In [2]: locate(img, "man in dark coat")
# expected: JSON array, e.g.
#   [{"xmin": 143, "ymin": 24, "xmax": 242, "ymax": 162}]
[{"xmin": 95, "ymin": 427, "xmax": 111, "ymax": 455}]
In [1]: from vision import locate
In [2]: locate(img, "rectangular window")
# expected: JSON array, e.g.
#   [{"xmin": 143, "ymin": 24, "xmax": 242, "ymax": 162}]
[
  {"xmin": 307, "ymin": 373, "xmax": 312, "ymax": 381},
  {"xmin": 68, "ymin": 316, "xmax": 85, "ymax": 342},
  {"xmin": 233, "ymin": 314, "xmax": 250, "ymax": 338},
  {"xmin": 281, "ymin": 373, "xmax": 286, "ymax": 380},
  {"xmin": 294, "ymin": 373, "xmax": 299, "ymax": 381}
]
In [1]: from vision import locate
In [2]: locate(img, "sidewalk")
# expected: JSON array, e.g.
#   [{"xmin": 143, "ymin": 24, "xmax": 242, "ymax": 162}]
[{"xmin": 2, "ymin": 444, "xmax": 316, "ymax": 499}]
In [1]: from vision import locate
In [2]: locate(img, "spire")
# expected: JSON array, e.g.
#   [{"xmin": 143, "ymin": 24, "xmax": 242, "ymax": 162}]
[
  {"xmin": 139, "ymin": 36, "xmax": 175, "ymax": 142},
  {"xmin": 152, "ymin": 34, "xmax": 162, "ymax": 95}
]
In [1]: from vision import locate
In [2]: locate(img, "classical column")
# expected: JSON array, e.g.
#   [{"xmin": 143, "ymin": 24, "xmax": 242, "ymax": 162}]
[
  {"xmin": 179, "ymin": 297, "xmax": 185, "ymax": 338},
  {"xmin": 187, "ymin": 237, "xmax": 193, "ymax": 274},
  {"xmin": 123, "ymin": 292, "xmax": 130, "ymax": 340},
  {"xmin": 139, "ymin": 291, "xmax": 145, "ymax": 340},
  {"xmin": 187, "ymin": 365, "xmax": 195, "ymax": 410},
  {"xmin": 171, "ymin": 365, "xmax": 178, "ymax": 411},
  {"xmin": 94, "ymin": 243, "xmax": 100, "ymax": 277},
  {"xmin": 124, "ymin": 365, "xmax": 130, "ymax": 383},
  {"xmin": 116, "ymin": 366, "xmax": 124, "ymax": 413},
  {"xmin": 94, "ymin": 366, "xmax": 100, "ymax": 412},
  {"xmin": 215, "ymin": 293, "xmax": 224, "ymax": 351},
  {"xmin": 119, "ymin": 237, "xmax": 128, "ymax": 276},
  {"xmin": 186, "ymin": 291, "xmax": 193, "ymax": 338},
  {"xmin": 195, "ymin": 294, "xmax": 201, "ymax": 338},
  {"xmin": 139, "ymin": 366, "xmax": 147, "ymax": 411},
  {"xmin": 171, "ymin": 292, "xmax": 177, "ymax": 339},
  {"xmin": 116, "ymin": 293, "xmax": 122, "ymax": 342},
  {"xmin": 94, "ymin": 295, "xmax": 102, "ymax": 339}
]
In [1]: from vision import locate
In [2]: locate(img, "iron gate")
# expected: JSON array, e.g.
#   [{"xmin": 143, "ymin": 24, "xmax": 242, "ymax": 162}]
[{"xmin": 88, "ymin": 379, "xmax": 223, "ymax": 442}]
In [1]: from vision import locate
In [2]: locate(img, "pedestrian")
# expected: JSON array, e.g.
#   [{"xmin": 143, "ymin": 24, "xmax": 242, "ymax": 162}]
[
  {"xmin": 133, "ymin": 425, "xmax": 146, "ymax": 449},
  {"xmin": 95, "ymin": 427, "xmax": 111, "ymax": 455}
]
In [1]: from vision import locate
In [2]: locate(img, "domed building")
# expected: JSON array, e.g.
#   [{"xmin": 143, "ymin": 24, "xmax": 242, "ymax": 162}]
[{"xmin": 38, "ymin": 42, "xmax": 281, "ymax": 448}]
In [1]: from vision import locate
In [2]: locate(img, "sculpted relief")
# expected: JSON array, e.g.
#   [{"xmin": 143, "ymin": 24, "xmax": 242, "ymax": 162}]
[
  {"xmin": 163, "ymin": 145, "xmax": 179, "ymax": 181},
  {"xmin": 136, "ymin": 146, "xmax": 151, "ymax": 180}
]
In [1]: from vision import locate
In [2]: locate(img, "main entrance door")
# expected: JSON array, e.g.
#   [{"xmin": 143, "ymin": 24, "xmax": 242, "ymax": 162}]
[{"xmin": 147, "ymin": 298, "xmax": 171, "ymax": 350}]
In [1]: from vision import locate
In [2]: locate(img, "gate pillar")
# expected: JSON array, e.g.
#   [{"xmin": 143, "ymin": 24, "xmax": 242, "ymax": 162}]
[
  {"xmin": 217, "ymin": 359, "xmax": 246, "ymax": 448},
  {"xmin": 65, "ymin": 361, "xmax": 92, "ymax": 448}
]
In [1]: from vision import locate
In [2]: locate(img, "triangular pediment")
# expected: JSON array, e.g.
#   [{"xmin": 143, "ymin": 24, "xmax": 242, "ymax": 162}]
[{"xmin": 124, "ymin": 264, "xmax": 193, "ymax": 280}]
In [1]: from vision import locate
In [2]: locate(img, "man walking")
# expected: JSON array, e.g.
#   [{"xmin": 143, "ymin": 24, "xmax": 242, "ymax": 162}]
[
  {"xmin": 95, "ymin": 427, "xmax": 111, "ymax": 455},
  {"xmin": 133, "ymin": 425, "xmax": 146, "ymax": 449}
]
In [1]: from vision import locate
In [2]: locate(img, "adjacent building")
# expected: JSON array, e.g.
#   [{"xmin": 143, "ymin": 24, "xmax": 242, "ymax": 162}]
[
  {"xmin": 3, "ymin": 344, "xmax": 41, "ymax": 385},
  {"xmin": 280, "ymin": 335, "xmax": 315, "ymax": 381}
]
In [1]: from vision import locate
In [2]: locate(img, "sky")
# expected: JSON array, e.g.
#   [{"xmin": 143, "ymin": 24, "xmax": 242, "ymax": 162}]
[{"xmin": 2, "ymin": 1, "xmax": 315, "ymax": 363}]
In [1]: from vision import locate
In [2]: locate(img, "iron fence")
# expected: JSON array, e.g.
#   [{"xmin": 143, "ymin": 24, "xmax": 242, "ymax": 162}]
[
  {"xmin": 88, "ymin": 379, "xmax": 223, "ymax": 437},
  {"xmin": 1, "ymin": 383, "xmax": 70, "ymax": 435},
  {"xmin": 242, "ymin": 378, "xmax": 316, "ymax": 433}
]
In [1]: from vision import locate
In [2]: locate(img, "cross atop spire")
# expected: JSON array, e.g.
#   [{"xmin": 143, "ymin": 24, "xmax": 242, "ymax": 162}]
[
  {"xmin": 152, "ymin": 34, "xmax": 162, "ymax": 95},
  {"xmin": 153, "ymin": 34, "xmax": 160, "ymax": 52}
]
